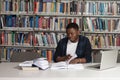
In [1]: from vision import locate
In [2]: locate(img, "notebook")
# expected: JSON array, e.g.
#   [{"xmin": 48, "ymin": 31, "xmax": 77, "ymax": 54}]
[{"xmin": 88, "ymin": 50, "xmax": 118, "ymax": 70}]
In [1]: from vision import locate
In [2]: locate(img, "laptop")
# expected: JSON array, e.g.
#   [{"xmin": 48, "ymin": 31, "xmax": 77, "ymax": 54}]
[{"xmin": 88, "ymin": 50, "xmax": 118, "ymax": 70}]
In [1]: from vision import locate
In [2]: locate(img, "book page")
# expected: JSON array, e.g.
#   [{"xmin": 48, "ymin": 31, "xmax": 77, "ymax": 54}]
[
  {"xmin": 66, "ymin": 54, "xmax": 77, "ymax": 64},
  {"xmin": 50, "ymin": 61, "xmax": 67, "ymax": 69},
  {"xmin": 50, "ymin": 61, "xmax": 84, "ymax": 70}
]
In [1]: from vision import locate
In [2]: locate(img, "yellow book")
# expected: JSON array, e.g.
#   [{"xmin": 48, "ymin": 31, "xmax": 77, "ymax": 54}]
[
  {"xmin": 43, "ymin": 2, "xmax": 46, "ymax": 12},
  {"xmin": 51, "ymin": 2, "xmax": 54, "ymax": 12}
]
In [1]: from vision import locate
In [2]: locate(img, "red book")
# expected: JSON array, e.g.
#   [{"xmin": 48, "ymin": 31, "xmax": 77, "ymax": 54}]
[
  {"xmin": 34, "ymin": 0, "xmax": 37, "ymax": 13},
  {"xmin": 38, "ymin": 17, "xmax": 43, "ymax": 29},
  {"xmin": 25, "ymin": 0, "xmax": 28, "ymax": 13},
  {"xmin": 32, "ymin": 35, "xmax": 37, "ymax": 46},
  {"xmin": 47, "ymin": 50, "xmax": 52, "ymax": 63},
  {"xmin": 1, "ymin": 32, "xmax": 4, "ymax": 45}
]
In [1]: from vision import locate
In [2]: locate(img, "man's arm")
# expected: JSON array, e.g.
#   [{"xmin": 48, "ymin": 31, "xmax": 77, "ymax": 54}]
[
  {"xmin": 56, "ymin": 54, "xmax": 72, "ymax": 62},
  {"xmin": 69, "ymin": 58, "xmax": 86, "ymax": 64},
  {"xmin": 53, "ymin": 40, "xmax": 69, "ymax": 62},
  {"xmin": 84, "ymin": 38, "xmax": 92, "ymax": 63}
]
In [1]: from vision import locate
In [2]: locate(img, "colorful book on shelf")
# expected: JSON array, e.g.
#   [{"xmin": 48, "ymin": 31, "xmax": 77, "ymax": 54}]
[
  {"xmin": 6, "ymin": 48, "xmax": 11, "ymax": 61},
  {"xmin": 43, "ymin": 0, "xmax": 53, "ymax": 2},
  {"xmin": 47, "ymin": 50, "xmax": 52, "ymax": 63}
]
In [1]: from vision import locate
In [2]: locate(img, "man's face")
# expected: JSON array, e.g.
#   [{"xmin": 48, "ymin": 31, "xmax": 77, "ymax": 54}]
[{"xmin": 66, "ymin": 28, "xmax": 79, "ymax": 42}]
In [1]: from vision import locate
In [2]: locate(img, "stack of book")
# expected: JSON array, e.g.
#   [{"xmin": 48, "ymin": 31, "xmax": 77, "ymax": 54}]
[
  {"xmin": 19, "ymin": 60, "xmax": 39, "ymax": 70},
  {"xmin": 33, "ymin": 58, "xmax": 49, "ymax": 70},
  {"xmin": 19, "ymin": 58, "xmax": 49, "ymax": 70}
]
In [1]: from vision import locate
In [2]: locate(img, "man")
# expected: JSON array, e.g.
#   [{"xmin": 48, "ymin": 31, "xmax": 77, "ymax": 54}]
[{"xmin": 53, "ymin": 23, "xmax": 92, "ymax": 64}]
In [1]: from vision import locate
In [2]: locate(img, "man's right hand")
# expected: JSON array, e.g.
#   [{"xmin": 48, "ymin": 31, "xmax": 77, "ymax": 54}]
[
  {"xmin": 56, "ymin": 54, "xmax": 72, "ymax": 62},
  {"xmin": 64, "ymin": 54, "xmax": 72, "ymax": 61}
]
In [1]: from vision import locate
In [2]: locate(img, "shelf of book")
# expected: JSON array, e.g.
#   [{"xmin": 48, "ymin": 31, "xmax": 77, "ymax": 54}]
[
  {"xmin": 82, "ymin": 0, "xmax": 120, "ymax": 51},
  {"xmin": 0, "ymin": 45, "xmax": 56, "ymax": 49},
  {"xmin": 82, "ymin": 31, "xmax": 120, "ymax": 34}
]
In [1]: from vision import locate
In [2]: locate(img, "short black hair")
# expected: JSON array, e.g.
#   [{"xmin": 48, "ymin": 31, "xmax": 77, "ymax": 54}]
[{"xmin": 66, "ymin": 23, "xmax": 79, "ymax": 31}]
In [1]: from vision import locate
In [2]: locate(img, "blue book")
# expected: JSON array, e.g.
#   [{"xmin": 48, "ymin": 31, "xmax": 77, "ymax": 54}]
[
  {"xmin": 35, "ymin": 16, "xmax": 39, "ymax": 28},
  {"xmin": 29, "ymin": 17, "xmax": 34, "ymax": 28},
  {"xmin": 60, "ymin": 3, "xmax": 63, "ymax": 13},
  {"xmin": 6, "ymin": 15, "xmax": 12, "ymax": 27},
  {"xmin": 5, "ymin": 0, "xmax": 9, "ymax": 11},
  {"xmin": 7, "ymin": 48, "xmax": 11, "ymax": 62},
  {"xmin": 98, "ymin": 18, "xmax": 102, "ymax": 31},
  {"xmin": 12, "ymin": 15, "xmax": 16, "ymax": 27},
  {"xmin": 104, "ymin": 19, "xmax": 108, "ymax": 31},
  {"xmin": 21, "ymin": 33, "xmax": 24, "ymax": 45},
  {"xmin": 99, "ymin": 3, "xmax": 104, "ymax": 15},
  {"xmin": 18, "ymin": 33, "xmax": 22, "ymax": 44},
  {"xmin": 52, "ymin": 50, "xmax": 55, "ymax": 60},
  {"xmin": 43, "ymin": 0, "xmax": 53, "ymax": 2},
  {"xmin": 41, "ymin": 50, "xmax": 47, "ymax": 58},
  {"xmin": 96, "ymin": 18, "xmax": 100, "ymax": 31},
  {"xmin": 53, "ymin": 2, "xmax": 57, "ymax": 12},
  {"xmin": 39, "ymin": 1, "xmax": 43, "ymax": 12},
  {"xmin": 43, "ymin": 34, "xmax": 48, "ymax": 46},
  {"xmin": 22, "ymin": 17, "xmax": 26, "ymax": 27},
  {"xmin": 0, "ymin": 17, "xmax": 2, "ymax": 28}
]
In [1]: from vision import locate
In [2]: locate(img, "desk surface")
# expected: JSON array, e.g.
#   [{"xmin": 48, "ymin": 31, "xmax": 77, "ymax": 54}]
[{"xmin": 0, "ymin": 63, "xmax": 120, "ymax": 80}]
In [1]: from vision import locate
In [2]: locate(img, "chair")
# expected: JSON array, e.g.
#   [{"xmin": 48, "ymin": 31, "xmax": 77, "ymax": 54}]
[{"xmin": 10, "ymin": 51, "xmax": 41, "ymax": 62}]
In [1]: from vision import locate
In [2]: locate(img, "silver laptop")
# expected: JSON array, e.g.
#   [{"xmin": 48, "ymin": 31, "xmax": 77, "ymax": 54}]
[{"xmin": 88, "ymin": 50, "xmax": 118, "ymax": 70}]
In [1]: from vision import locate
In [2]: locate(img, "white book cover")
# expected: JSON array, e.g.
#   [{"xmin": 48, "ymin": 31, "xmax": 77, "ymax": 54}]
[
  {"xmin": 33, "ymin": 58, "xmax": 49, "ymax": 70},
  {"xmin": 19, "ymin": 58, "xmax": 49, "ymax": 70},
  {"xmin": 21, "ymin": 66, "xmax": 39, "ymax": 71},
  {"xmin": 19, "ymin": 60, "xmax": 33, "ymax": 67}
]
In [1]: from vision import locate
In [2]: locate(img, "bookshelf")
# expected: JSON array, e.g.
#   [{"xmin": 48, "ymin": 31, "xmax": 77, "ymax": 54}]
[
  {"xmin": 82, "ymin": 0, "xmax": 120, "ymax": 51},
  {"xmin": 82, "ymin": 0, "xmax": 120, "ymax": 62},
  {"xmin": 0, "ymin": 0, "xmax": 120, "ymax": 62}
]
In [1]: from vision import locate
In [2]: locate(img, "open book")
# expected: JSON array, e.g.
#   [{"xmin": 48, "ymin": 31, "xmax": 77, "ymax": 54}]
[
  {"xmin": 50, "ymin": 61, "xmax": 84, "ymax": 70},
  {"xmin": 19, "ymin": 58, "xmax": 49, "ymax": 70},
  {"xmin": 50, "ymin": 55, "xmax": 84, "ymax": 70},
  {"xmin": 33, "ymin": 58, "xmax": 49, "ymax": 70}
]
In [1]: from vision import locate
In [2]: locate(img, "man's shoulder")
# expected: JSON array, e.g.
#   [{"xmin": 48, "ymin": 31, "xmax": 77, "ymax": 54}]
[
  {"xmin": 59, "ymin": 37, "xmax": 68, "ymax": 43},
  {"xmin": 79, "ymin": 35, "xmax": 88, "ymax": 40}
]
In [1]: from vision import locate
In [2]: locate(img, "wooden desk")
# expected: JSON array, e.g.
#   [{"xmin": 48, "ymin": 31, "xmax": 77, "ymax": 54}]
[{"xmin": 0, "ymin": 62, "xmax": 120, "ymax": 80}]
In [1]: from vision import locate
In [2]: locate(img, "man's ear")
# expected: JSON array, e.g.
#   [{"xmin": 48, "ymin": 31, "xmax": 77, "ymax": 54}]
[{"xmin": 77, "ymin": 30, "xmax": 80, "ymax": 34}]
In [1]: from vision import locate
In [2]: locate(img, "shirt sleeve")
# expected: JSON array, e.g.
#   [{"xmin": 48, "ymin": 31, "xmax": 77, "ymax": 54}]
[
  {"xmin": 53, "ymin": 40, "xmax": 62, "ymax": 62},
  {"xmin": 84, "ymin": 38, "xmax": 92, "ymax": 63}
]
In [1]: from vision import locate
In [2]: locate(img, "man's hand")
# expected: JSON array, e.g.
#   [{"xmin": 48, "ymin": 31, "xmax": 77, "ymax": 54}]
[
  {"xmin": 69, "ymin": 58, "xmax": 86, "ymax": 64},
  {"xmin": 69, "ymin": 58, "xmax": 79, "ymax": 64},
  {"xmin": 64, "ymin": 54, "xmax": 72, "ymax": 61},
  {"xmin": 56, "ymin": 54, "xmax": 72, "ymax": 62}
]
